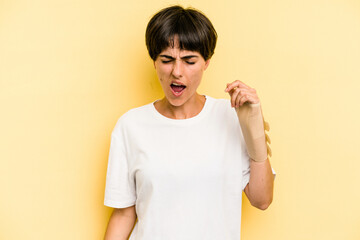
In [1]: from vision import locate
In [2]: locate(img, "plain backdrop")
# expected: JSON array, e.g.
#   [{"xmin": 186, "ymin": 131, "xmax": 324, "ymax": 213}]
[{"xmin": 1, "ymin": 0, "xmax": 360, "ymax": 239}]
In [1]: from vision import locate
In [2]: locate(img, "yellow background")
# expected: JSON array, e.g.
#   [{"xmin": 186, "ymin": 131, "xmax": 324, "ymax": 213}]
[{"xmin": 1, "ymin": 0, "xmax": 359, "ymax": 239}]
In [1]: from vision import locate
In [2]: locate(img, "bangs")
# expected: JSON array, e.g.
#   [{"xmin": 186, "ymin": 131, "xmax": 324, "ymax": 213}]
[{"xmin": 167, "ymin": 12, "xmax": 206, "ymax": 52}]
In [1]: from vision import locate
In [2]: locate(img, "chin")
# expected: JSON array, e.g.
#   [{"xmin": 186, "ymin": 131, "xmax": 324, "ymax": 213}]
[
  {"xmin": 166, "ymin": 95, "xmax": 189, "ymax": 107},
  {"xmin": 167, "ymin": 98, "xmax": 186, "ymax": 107}
]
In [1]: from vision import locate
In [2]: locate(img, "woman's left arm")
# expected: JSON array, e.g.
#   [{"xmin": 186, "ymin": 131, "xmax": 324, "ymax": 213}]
[
  {"xmin": 225, "ymin": 80, "xmax": 274, "ymax": 210},
  {"xmin": 244, "ymin": 158, "xmax": 274, "ymax": 210}
]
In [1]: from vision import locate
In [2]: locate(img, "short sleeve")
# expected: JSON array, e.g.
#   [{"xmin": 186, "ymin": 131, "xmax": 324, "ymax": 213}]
[
  {"xmin": 241, "ymin": 148, "xmax": 251, "ymax": 191},
  {"xmin": 241, "ymin": 155, "xmax": 277, "ymax": 190},
  {"xmin": 104, "ymin": 123, "xmax": 136, "ymax": 208}
]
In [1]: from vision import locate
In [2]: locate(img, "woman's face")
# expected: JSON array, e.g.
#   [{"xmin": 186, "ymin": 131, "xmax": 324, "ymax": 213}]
[{"xmin": 154, "ymin": 41, "xmax": 210, "ymax": 108}]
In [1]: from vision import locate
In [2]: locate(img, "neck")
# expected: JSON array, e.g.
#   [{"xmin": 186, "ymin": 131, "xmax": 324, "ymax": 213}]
[{"xmin": 155, "ymin": 94, "xmax": 206, "ymax": 119}]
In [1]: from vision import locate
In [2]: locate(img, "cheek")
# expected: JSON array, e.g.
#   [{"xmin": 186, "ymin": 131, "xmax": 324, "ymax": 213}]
[
  {"xmin": 156, "ymin": 70, "xmax": 164, "ymax": 82},
  {"xmin": 189, "ymin": 69, "xmax": 204, "ymax": 83},
  {"xmin": 156, "ymin": 67, "xmax": 171, "ymax": 79}
]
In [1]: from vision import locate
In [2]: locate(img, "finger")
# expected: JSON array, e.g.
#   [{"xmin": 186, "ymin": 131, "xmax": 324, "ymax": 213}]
[
  {"xmin": 243, "ymin": 94, "xmax": 260, "ymax": 104},
  {"xmin": 228, "ymin": 85, "xmax": 258, "ymax": 107},
  {"xmin": 229, "ymin": 86, "xmax": 252, "ymax": 97},
  {"xmin": 237, "ymin": 90, "xmax": 258, "ymax": 105},
  {"xmin": 235, "ymin": 91, "xmax": 245, "ymax": 108},
  {"xmin": 233, "ymin": 87, "xmax": 252, "ymax": 107},
  {"xmin": 232, "ymin": 88, "xmax": 257, "ymax": 107},
  {"xmin": 225, "ymin": 80, "xmax": 242, "ymax": 92},
  {"xmin": 234, "ymin": 91, "xmax": 248, "ymax": 107},
  {"xmin": 237, "ymin": 81, "xmax": 252, "ymax": 90},
  {"xmin": 231, "ymin": 88, "xmax": 241, "ymax": 107},
  {"xmin": 240, "ymin": 93, "xmax": 259, "ymax": 106},
  {"xmin": 225, "ymin": 80, "xmax": 253, "ymax": 92},
  {"xmin": 228, "ymin": 87, "xmax": 256, "ymax": 101}
]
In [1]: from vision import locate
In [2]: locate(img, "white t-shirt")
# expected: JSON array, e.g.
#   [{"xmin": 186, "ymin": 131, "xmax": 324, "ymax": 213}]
[{"xmin": 104, "ymin": 96, "xmax": 251, "ymax": 240}]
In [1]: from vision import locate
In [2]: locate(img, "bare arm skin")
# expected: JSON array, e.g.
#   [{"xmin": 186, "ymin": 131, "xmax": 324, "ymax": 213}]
[
  {"xmin": 104, "ymin": 205, "xmax": 137, "ymax": 240},
  {"xmin": 244, "ymin": 158, "xmax": 274, "ymax": 210}
]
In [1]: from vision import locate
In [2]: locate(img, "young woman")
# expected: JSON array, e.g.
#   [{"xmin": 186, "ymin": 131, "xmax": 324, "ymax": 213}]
[{"xmin": 104, "ymin": 5, "xmax": 274, "ymax": 240}]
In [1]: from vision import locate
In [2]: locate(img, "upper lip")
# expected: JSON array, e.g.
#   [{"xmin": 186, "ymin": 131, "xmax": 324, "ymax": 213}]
[{"xmin": 171, "ymin": 81, "xmax": 186, "ymax": 87}]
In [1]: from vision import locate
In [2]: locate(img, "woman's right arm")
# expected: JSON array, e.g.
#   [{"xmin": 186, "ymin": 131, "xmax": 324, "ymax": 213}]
[{"xmin": 104, "ymin": 205, "xmax": 137, "ymax": 240}]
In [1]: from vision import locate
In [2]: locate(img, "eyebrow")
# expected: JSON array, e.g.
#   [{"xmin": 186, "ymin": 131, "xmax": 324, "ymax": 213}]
[{"xmin": 159, "ymin": 54, "xmax": 199, "ymax": 60}]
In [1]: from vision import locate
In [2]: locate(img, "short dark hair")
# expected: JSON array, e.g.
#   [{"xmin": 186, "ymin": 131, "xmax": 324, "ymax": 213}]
[{"xmin": 145, "ymin": 5, "xmax": 217, "ymax": 61}]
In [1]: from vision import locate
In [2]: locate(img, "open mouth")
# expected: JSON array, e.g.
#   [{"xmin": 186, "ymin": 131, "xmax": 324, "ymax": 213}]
[{"xmin": 170, "ymin": 83, "xmax": 186, "ymax": 94}]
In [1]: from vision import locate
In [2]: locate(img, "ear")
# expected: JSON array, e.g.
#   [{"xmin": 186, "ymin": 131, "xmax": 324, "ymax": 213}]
[{"xmin": 204, "ymin": 59, "xmax": 211, "ymax": 70}]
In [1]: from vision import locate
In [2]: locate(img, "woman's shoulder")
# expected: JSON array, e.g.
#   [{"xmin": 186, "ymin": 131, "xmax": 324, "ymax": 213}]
[
  {"xmin": 205, "ymin": 95, "xmax": 239, "ymax": 123},
  {"xmin": 112, "ymin": 102, "xmax": 154, "ymax": 133},
  {"xmin": 123, "ymin": 102, "xmax": 154, "ymax": 118},
  {"xmin": 206, "ymin": 96, "xmax": 233, "ymax": 112}
]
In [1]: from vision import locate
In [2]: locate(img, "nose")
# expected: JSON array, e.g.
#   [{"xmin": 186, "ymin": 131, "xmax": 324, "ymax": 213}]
[{"xmin": 172, "ymin": 60, "xmax": 183, "ymax": 78}]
